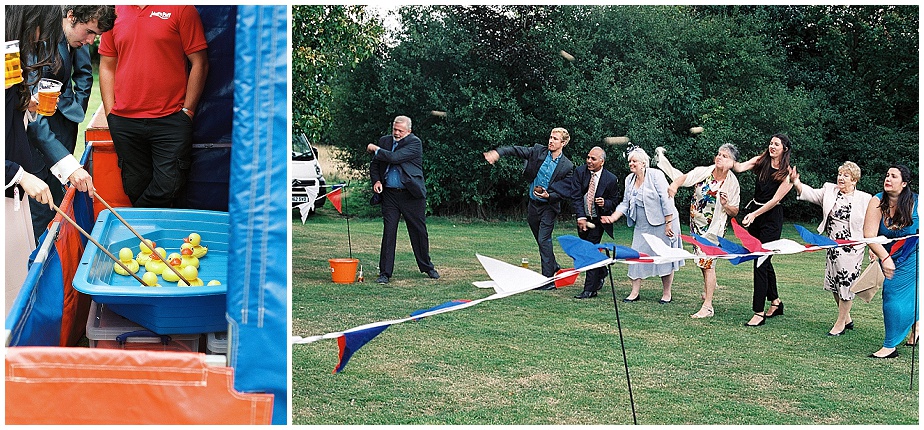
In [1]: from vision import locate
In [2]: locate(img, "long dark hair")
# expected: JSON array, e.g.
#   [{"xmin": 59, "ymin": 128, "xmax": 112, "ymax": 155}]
[
  {"xmin": 5, "ymin": 5, "xmax": 64, "ymax": 110},
  {"xmin": 879, "ymin": 163, "xmax": 916, "ymax": 230},
  {"xmin": 754, "ymin": 133, "xmax": 792, "ymax": 183}
]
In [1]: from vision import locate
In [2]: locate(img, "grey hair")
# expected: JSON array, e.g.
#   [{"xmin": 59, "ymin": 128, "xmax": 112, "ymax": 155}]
[
  {"xmin": 394, "ymin": 115, "xmax": 412, "ymax": 130},
  {"xmin": 627, "ymin": 147, "xmax": 649, "ymax": 168},
  {"xmin": 590, "ymin": 146, "xmax": 606, "ymax": 161},
  {"xmin": 718, "ymin": 143, "xmax": 739, "ymax": 161}
]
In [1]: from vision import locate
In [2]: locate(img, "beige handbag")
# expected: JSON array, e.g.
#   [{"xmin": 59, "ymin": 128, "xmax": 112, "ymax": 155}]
[{"xmin": 850, "ymin": 257, "xmax": 885, "ymax": 303}]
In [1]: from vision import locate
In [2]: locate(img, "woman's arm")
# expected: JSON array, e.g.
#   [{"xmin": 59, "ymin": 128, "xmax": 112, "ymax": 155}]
[
  {"xmin": 733, "ymin": 155, "xmax": 760, "ymax": 173},
  {"xmin": 863, "ymin": 196, "xmax": 895, "ymax": 279},
  {"xmin": 667, "ymin": 173, "xmax": 687, "ymax": 198}
]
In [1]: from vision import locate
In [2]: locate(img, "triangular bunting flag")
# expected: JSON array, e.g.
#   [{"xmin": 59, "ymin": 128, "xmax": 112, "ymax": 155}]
[
  {"xmin": 794, "ymin": 224, "xmax": 838, "ymax": 247},
  {"xmin": 334, "ymin": 324, "xmax": 390, "ymax": 373},
  {"xmin": 327, "ymin": 186, "xmax": 343, "ymax": 214},
  {"xmin": 411, "ymin": 300, "xmax": 472, "ymax": 320},
  {"xmin": 731, "ymin": 218, "xmax": 769, "ymax": 252}
]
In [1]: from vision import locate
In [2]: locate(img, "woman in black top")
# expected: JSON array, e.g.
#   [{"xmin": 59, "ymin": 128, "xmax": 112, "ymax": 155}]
[{"xmin": 733, "ymin": 134, "xmax": 794, "ymax": 327}]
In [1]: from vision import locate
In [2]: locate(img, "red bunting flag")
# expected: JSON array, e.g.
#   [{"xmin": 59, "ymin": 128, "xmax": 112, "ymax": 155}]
[{"xmin": 327, "ymin": 187, "xmax": 343, "ymax": 214}]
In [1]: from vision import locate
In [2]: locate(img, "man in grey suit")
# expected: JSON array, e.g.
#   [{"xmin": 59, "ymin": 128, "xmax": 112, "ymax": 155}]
[
  {"xmin": 367, "ymin": 116, "xmax": 439, "ymax": 284},
  {"xmin": 484, "ymin": 127, "xmax": 575, "ymax": 287},
  {"xmin": 27, "ymin": 6, "xmax": 116, "ymax": 242}
]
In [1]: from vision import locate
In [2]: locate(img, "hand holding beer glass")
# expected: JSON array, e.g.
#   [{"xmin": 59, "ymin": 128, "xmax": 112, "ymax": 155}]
[
  {"xmin": 5, "ymin": 40, "xmax": 23, "ymax": 88},
  {"xmin": 36, "ymin": 78, "xmax": 63, "ymax": 116}
]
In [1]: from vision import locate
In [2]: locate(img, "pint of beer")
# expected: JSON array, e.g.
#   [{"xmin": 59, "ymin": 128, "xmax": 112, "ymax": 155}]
[
  {"xmin": 36, "ymin": 78, "xmax": 63, "ymax": 116},
  {"xmin": 5, "ymin": 40, "xmax": 22, "ymax": 88}
]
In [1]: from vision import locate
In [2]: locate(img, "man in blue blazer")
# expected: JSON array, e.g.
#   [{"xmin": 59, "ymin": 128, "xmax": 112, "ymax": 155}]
[
  {"xmin": 368, "ymin": 115, "xmax": 439, "ymax": 284},
  {"xmin": 552, "ymin": 146, "xmax": 620, "ymax": 298},
  {"xmin": 484, "ymin": 127, "xmax": 575, "ymax": 287},
  {"xmin": 27, "ymin": 6, "xmax": 116, "ymax": 242}
]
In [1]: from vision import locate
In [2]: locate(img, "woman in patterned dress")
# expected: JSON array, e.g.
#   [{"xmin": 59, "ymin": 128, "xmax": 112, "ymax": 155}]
[
  {"xmin": 667, "ymin": 144, "xmax": 741, "ymax": 318},
  {"xmin": 791, "ymin": 162, "xmax": 872, "ymax": 336}
]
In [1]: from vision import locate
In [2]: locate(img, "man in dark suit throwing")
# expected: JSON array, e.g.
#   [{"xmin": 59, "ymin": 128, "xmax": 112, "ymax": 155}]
[
  {"xmin": 554, "ymin": 146, "xmax": 621, "ymax": 299},
  {"xmin": 367, "ymin": 116, "xmax": 439, "ymax": 284},
  {"xmin": 484, "ymin": 127, "xmax": 575, "ymax": 288}
]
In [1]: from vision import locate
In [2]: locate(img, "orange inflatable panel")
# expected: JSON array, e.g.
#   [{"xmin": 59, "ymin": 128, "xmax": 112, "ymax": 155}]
[{"xmin": 5, "ymin": 347, "xmax": 273, "ymax": 424}]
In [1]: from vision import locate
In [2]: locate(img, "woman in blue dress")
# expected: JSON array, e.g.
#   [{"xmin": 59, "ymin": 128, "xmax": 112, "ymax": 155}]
[{"xmin": 863, "ymin": 164, "xmax": 918, "ymax": 358}]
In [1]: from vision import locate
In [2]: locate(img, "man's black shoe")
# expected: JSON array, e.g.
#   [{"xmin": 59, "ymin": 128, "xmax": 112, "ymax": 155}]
[
  {"xmin": 535, "ymin": 283, "xmax": 557, "ymax": 290},
  {"xmin": 376, "ymin": 275, "xmax": 389, "ymax": 284},
  {"xmin": 574, "ymin": 290, "xmax": 597, "ymax": 299},
  {"xmin": 426, "ymin": 269, "xmax": 440, "ymax": 279}
]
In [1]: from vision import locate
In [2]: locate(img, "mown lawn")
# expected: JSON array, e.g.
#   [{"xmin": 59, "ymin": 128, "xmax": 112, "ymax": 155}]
[{"xmin": 292, "ymin": 207, "xmax": 919, "ymax": 425}]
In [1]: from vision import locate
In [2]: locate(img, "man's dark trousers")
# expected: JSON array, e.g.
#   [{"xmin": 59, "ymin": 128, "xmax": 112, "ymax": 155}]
[
  {"xmin": 578, "ymin": 217, "xmax": 608, "ymax": 292},
  {"xmin": 527, "ymin": 199, "xmax": 560, "ymax": 277},
  {"xmin": 379, "ymin": 187, "xmax": 435, "ymax": 278}
]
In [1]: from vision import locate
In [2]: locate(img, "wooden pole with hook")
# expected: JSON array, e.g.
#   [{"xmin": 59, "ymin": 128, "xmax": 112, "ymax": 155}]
[
  {"xmin": 92, "ymin": 191, "xmax": 190, "ymax": 285},
  {"xmin": 51, "ymin": 203, "xmax": 147, "ymax": 286}
]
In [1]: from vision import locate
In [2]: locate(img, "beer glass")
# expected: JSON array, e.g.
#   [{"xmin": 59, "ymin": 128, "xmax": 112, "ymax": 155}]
[
  {"xmin": 36, "ymin": 78, "xmax": 63, "ymax": 116},
  {"xmin": 5, "ymin": 40, "xmax": 23, "ymax": 88}
]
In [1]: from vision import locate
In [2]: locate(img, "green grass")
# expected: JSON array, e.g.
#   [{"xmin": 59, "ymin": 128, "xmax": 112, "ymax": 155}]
[
  {"xmin": 75, "ymin": 66, "xmax": 102, "ymax": 159},
  {"xmin": 292, "ymin": 209, "xmax": 919, "ymax": 424}
]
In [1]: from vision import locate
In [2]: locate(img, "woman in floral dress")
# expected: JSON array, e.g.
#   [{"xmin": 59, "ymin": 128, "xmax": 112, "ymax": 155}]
[{"xmin": 791, "ymin": 162, "xmax": 871, "ymax": 336}]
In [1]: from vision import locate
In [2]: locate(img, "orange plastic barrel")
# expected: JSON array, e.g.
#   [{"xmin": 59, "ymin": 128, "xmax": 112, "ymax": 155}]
[{"xmin": 328, "ymin": 258, "xmax": 359, "ymax": 284}]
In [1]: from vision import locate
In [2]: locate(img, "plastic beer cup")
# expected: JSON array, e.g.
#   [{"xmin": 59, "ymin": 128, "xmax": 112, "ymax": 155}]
[
  {"xmin": 5, "ymin": 40, "xmax": 23, "ymax": 87},
  {"xmin": 36, "ymin": 78, "xmax": 63, "ymax": 116}
]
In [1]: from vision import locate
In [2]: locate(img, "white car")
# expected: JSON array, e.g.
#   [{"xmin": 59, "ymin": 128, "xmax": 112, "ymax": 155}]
[{"xmin": 292, "ymin": 133, "xmax": 326, "ymax": 212}]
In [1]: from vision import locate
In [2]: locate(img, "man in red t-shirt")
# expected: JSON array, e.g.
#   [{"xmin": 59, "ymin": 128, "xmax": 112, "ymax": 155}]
[{"xmin": 99, "ymin": 5, "xmax": 208, "ymax": 207}]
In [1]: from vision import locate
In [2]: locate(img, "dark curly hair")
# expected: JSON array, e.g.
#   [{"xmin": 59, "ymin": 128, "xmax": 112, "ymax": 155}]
[
  {"xmin": 5, "ymin": 5, "xmax": 63, "ymax": 110},
  {"xmin": 63, "ymin": 5, "xmax": 117, "ymax": 33},
  {"xmin": 879, "ymin": 163, "xmax": 916, "ymax": 230}
]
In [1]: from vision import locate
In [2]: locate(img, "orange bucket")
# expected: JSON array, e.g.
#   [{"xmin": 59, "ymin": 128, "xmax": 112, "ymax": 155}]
[
  {"xmin": 554, "ymin": 268, "xmax": 579, "ymax": 288},
  {"xmin": 329, "ymin": 258, "xmax": 359, "ymax": 284}
]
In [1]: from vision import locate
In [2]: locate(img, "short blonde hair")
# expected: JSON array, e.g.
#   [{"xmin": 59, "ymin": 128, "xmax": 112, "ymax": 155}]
[
  {"xmin": 627, "ymin": 147, "xmax": 649, "ymax": 168},
  {"xmin": 551, "ymin": 127, "xmax": 570, "ymax": 145},
  {"xmin": 839, "ymin": 161, "xmax": 861, "ymax": 182}
]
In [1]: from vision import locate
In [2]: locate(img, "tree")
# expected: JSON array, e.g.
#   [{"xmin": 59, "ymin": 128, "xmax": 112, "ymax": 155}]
[{"xmin": 291, "ymin": 6, "xmax": 384, "ymax": 144}]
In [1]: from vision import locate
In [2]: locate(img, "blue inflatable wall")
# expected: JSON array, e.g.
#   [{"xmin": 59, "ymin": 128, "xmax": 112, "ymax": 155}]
[{"xmin": 226, "ymin": 5, "xmax": 289, "ymax": 425}]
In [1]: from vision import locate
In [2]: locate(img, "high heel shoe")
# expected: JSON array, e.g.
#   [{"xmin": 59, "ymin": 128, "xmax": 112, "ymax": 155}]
[
  {"xmin": 744, "ymin": 313, "xmax": 766, "ymax": 327},
  {"xmin": 827, "ymin": 328, "xmax": 846, "ymax": 336},
  {"xmin": 868, "ymin": 349, "xmax": 899, "ymax": 358},
  {"xmin": 845, "ymin": 321, "xmax": 854, "ymax": 330},
  {"xmin": 765, "ymin": 302, "xmax": 784, "ymax": 318}
]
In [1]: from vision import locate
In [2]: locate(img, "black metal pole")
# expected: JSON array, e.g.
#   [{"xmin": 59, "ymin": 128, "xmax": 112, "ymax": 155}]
[{"xmin": 605, "ymin": 249, "xmax": 638, "ymax": 425}]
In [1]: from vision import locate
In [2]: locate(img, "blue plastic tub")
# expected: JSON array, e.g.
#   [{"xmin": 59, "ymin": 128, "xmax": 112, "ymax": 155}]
[{"xmin": 73, "ymin": 208, "xmax": 229, "ymax": 334}]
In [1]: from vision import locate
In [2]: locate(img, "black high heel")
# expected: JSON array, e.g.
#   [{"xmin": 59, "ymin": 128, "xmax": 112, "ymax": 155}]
[
  {"xmin": 744, "ymin": 313, "xmax": 766, "ymax": 327},
  {"xmin": 765, "ymin": 302, "xmax": 784, "ymax": 318},
  {"xmin": 845, "ymin": 321, "xmax": 854, "ymax": 330}
]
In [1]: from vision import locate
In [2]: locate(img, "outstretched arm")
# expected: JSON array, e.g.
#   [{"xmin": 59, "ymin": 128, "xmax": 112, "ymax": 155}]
[
  {"xmin": 863, "ymin": 196, "xmax": 895, "ymax": 279},
  {"xmin": 733, "ymin": 155, "xmax": 760, "ymax": 173}
]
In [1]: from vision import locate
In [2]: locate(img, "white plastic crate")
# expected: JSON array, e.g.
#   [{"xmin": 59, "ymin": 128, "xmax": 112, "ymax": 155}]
[{"xmin": 86, "ymin": 300, "xmax": 200, "ymax": 352}]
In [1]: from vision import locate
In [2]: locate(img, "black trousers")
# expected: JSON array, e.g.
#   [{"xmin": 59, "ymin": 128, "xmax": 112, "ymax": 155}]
[
  {"xmin": 578, "ymin": 216, "xmax": 608, "ymax": 292},
  {"xmin": 747, "ymin": 205, "xmax": 783, "ymax": 313},
  {"xmin": 527, "ymin": 199, "xmax": 560, "ymax": 277},
  {"xmin": 107, "ymin": 111, "xmax": 192, "ymax": 207},
  {"xmin": 378, "ymin": 188, "xmax": 434, "ymax": 278}
]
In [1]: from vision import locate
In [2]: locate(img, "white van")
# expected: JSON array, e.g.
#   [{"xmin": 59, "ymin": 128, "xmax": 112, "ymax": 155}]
[{"xmin": 291, "ymin": 133, "xmax": 327, "ymax": 212}]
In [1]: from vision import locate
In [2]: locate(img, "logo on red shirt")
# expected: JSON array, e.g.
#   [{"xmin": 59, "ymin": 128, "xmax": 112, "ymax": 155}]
[{"xmin": 149, "ymin": 11, "xmax": 172, "ymax": 20}]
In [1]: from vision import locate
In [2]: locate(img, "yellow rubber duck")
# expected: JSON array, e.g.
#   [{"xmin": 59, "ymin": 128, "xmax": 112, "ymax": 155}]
[
  {"xmin": 161, "ymin": 253, "xmax": 184, "ymax": 282},
  {"xmin": 114, "ymin": 247, "xmax": 140, "ymax": 275},
  {"xmin": 135, "ymin": 239, "xmax": 156, "ymax": 265},
  {"xmin": 141, "ymin": 271, "xmax": 161, "ymax": 287},
  {"xmin": 144, "ymin": 247, "xmax": 168, "ymax": 275},
  {"xmin": 180, "ymin": 243, "xmax": 199, "ymax": 268},
  {"xmin": 185, "ymin": 232, "xmax": 208, "ymax": 259},
  {"xmin": 177, "ymin": 265, "xmax": 204, "ymax": 287},
  {"xmin": 207, "ymin": 279, "xmax": 221, "ymax": 286}
]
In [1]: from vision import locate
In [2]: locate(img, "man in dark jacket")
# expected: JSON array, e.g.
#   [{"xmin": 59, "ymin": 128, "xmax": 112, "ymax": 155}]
[
  {"xmin": 27, "ymin": 5, "xmax": 116, "ymax": 242},
  {"xmin": 368, "ymin": 115, "xmax": 438, "ymax": 284},
  {"xmin": 552, "ymin": 146, "xmax": 620, "ymax": 298},
  {"xmin": 484, "ymin": 127, "xmax": 575, "ymax": 287}
]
